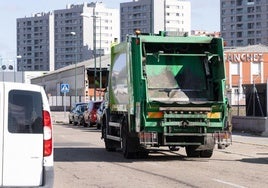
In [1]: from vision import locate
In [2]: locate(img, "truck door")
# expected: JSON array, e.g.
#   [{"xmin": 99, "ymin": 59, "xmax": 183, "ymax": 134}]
[{"xmin": 2, "ymin": 84, "xmax": 44, "ymax": 187}]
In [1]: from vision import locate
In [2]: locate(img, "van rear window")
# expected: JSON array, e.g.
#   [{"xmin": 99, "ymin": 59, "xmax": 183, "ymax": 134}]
[{"xmin": 8, "ymin": 90, "xmax": 43, "ymax": 134}]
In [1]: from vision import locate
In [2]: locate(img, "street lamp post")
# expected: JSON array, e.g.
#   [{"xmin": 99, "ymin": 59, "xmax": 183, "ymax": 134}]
[
  {"xmin": 81, "ymin": 15, "xmax": 101, "ymax": 100},
  {"xmin": 99, "ymin": 17, "xmax": 102, "ymax": 91},
  {"xmin": 0, "ymin": 56, "xmax": 3, "ymax": 81},
  {"xmin": 93, "ymin": 8, "xmax": 97, "ymax": 101},
  {"xmin": 70, "ymin": 32, "xmax": 77, "ymax": 103}
]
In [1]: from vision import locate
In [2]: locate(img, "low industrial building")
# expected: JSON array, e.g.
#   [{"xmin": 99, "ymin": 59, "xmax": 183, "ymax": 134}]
[
  {"xmin": 31, "ymin": 55, "xmax": 110, "ymax": 110},
  {"xmin": 224, "ymin": 44, "xmax": 268, "ymax": 136}
]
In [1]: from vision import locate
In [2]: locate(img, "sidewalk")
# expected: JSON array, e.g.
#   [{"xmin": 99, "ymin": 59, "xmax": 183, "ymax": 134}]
[
  {"xmin": 51, "ymin": 111, "xmax": 69, "ymax": 124},
  {"xmin": 232, "ymin": 131, "xmax": 268, "ymax": 146}
]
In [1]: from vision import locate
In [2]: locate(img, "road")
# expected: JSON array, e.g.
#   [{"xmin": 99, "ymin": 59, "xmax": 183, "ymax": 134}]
[{"xmin": 52, "ymin": 112, "xmax": 268, "ymax": 188}]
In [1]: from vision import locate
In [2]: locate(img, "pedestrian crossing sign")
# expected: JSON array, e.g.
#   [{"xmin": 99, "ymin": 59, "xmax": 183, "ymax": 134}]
[{"xmin": 61, "ymin": 84, "xmax": 69, "ymax": 93}]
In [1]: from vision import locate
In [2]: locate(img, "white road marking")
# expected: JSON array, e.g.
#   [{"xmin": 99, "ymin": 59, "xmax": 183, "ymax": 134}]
[{"xmin": 212, "ymin": 178, "xmax": 247, "ymax": 188}]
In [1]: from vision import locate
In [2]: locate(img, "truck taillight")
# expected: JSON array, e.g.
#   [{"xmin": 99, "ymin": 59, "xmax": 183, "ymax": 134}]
[
  {"xmin": 148, "ymin": 112, "xmax": 164, "ymax": 119},
  {"xmin": 43, "ymin": 110, "xmax": 52, "ymax": 157}
]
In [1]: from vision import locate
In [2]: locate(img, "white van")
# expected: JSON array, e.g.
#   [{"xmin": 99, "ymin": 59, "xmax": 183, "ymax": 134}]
[{"xmin": 0, "ymin": 82, "xmax": 54, "ymax": 187}]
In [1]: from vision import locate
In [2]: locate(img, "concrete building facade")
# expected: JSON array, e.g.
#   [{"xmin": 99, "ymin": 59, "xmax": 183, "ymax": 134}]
[
  {"xmin": 221, "ymin": 0, "xmax": 268, "ymax": 47},
  {"xmin": 120, "ymin": 0, "xmax": 191, "ymax": 42},
  {"xmin": 16, "ymin": 2, "xmax": 119, "ymax": 71}
]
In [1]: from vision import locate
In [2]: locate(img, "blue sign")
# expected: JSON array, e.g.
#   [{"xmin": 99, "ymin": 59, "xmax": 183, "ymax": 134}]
[{"xmin": 61, "ymin": 84, "xmax": 69, "ymax": 93}]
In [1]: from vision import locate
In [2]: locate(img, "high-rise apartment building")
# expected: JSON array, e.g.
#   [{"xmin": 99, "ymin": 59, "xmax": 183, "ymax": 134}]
[
  {"xmin": 17, "ymin": 12, "xmax": 54, "ymax": 71},
  {"xmin": 120, "ymin": 0, "xmax": 191, "ymax": 42},
  {"xmin": 17, "ymin": 2, "xmax": 119, "ymax": 71},
  {"xmin": 221, "ymin": 0, "xmax": 268, "ymax": 47},
  {"xmin": 54, "ymin": 3, "xmax": 119, "ymax": 70}
]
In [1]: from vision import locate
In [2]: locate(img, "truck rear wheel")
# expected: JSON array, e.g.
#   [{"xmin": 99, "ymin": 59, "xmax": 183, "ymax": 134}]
[
  {"xmin": 105, "ymin": 139, "xmax": 117, "ymax": 152},
  {"xmin": 103, "ymin": 125, "xmax": 116, "ymax": 152},
  {"xmin": 122, "ymin": 135, "xmax": 136, "ymax": 159},
  {"xmin": 185, "ymin": 146, "xmax": 200, "ymax": 157},
  {"xmin": 121, "ymin": 117, "xmax": 140, "ymax": 159},
  {"xmin": 200, "ymin": 150, "xmax": 213, "ymax": 158}
]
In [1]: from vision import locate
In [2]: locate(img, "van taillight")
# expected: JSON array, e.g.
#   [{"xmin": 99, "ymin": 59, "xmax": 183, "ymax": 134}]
[{"xmin": 43, "ymin": 110, "xmax": 52, "ymax": 157}]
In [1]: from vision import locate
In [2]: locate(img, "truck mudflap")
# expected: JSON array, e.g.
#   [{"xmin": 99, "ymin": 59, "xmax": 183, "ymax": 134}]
[{"xmin": 213, "ymin": 131, "xmax": 232, "ymax": 149}]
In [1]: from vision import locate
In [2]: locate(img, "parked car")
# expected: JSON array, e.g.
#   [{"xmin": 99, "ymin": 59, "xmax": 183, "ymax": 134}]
[
  {"xmin": 83, "ymin": 101, "xmax": 103, "ymax": 127},
  {"xmin": 0, "ymin": 82, "xmax": 54, "ymax": 187},
  {"xmin": 96, "ymin": 101, "xmax": 107, "ymax": 129},
  {"xmin": 68, "ymin": 102, "xmax": 87, "ymax": 124},
  {"xmin": 73, "ymin": 103, "xmax": 87, "ymax": 126}
]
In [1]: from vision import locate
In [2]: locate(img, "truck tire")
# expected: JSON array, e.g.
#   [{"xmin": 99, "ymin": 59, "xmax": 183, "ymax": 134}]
[
  {"xmin": 103, "ymin": 117, "xmax": 116, "ymax": 152},
  {"xmin": 105, "ymin": 139, "xmax": 117, "ymax": 152},
  {"xmin": 121, "ymin": 117, "xmax": 139, "ymax": 159},
  {"xmin": 185, "ymin": 146, "xmax": 200, "ymax": 157},
  {"xmin": 138, "ymin": 149, "xmax": 149, "ymax": 158},
  {"xmin": 200, "ymin": 150, "xmax": 213, "ymax": 158},
  {"xmin": 169, "ymin": 146, "xmax": 180, "ymax": 151},
  {"xmin": 122, "ymin": 135, "xmax": 136, "ymax": 159}
]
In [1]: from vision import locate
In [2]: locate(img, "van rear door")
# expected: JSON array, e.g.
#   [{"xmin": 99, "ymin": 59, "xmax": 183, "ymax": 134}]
[
  {"xmin": 2, "ymin": 83, "xmax": 44, "ymax": 187},
  {"xmin": 0, "ymin": 83, "xmax": 4, "ymax": 186}
]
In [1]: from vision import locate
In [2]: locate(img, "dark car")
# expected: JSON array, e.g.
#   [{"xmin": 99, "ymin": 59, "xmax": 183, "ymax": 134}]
[
  {"xmin": 83, "ymin": 101, "xmax": 102, "ymax": 127},
  {"xmin": 68, "ymin": 102, "xmax": 87, "ymax": 124},
  {"xmin": 96, "ymin": 101, "xmax": 107, "ymax": 129},
  {"xmin": 73, "ymin": 104, "xmax": 87, "ymax": 126}
]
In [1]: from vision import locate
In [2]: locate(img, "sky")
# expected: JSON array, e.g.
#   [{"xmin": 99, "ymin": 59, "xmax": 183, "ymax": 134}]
[{"xmin": 0, "ymin": 0, "xmax": 220, "ymax": 60}]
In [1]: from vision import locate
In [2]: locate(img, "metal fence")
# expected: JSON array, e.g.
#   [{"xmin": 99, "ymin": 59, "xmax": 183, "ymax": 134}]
[{"xmin": 48, "ymin": 95, "xmax": 86, "ymax": 111}]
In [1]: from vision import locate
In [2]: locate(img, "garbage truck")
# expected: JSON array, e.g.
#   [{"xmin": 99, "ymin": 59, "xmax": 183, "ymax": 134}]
[{"xmin": 101, "ymin": 31, "xmax": 232, "ymax": 158}]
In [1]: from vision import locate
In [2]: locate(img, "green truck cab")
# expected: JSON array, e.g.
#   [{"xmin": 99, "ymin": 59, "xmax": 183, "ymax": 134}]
[{"xmin": 101, "ymin": 31, "xmax": 232, "ymax": 158}]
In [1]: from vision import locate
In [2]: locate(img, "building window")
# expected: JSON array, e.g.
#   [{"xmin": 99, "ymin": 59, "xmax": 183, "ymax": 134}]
[
  {"xmin": 230, "ymin": 62, "xmax": 239, "ymax": 75},
  {"xmin": 248, "ymin": 38, "xmax": 255, "ymax": 45},
  {"xmin": 252, "ymin": 62, "xmax": 261, "ymax": 75}
]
